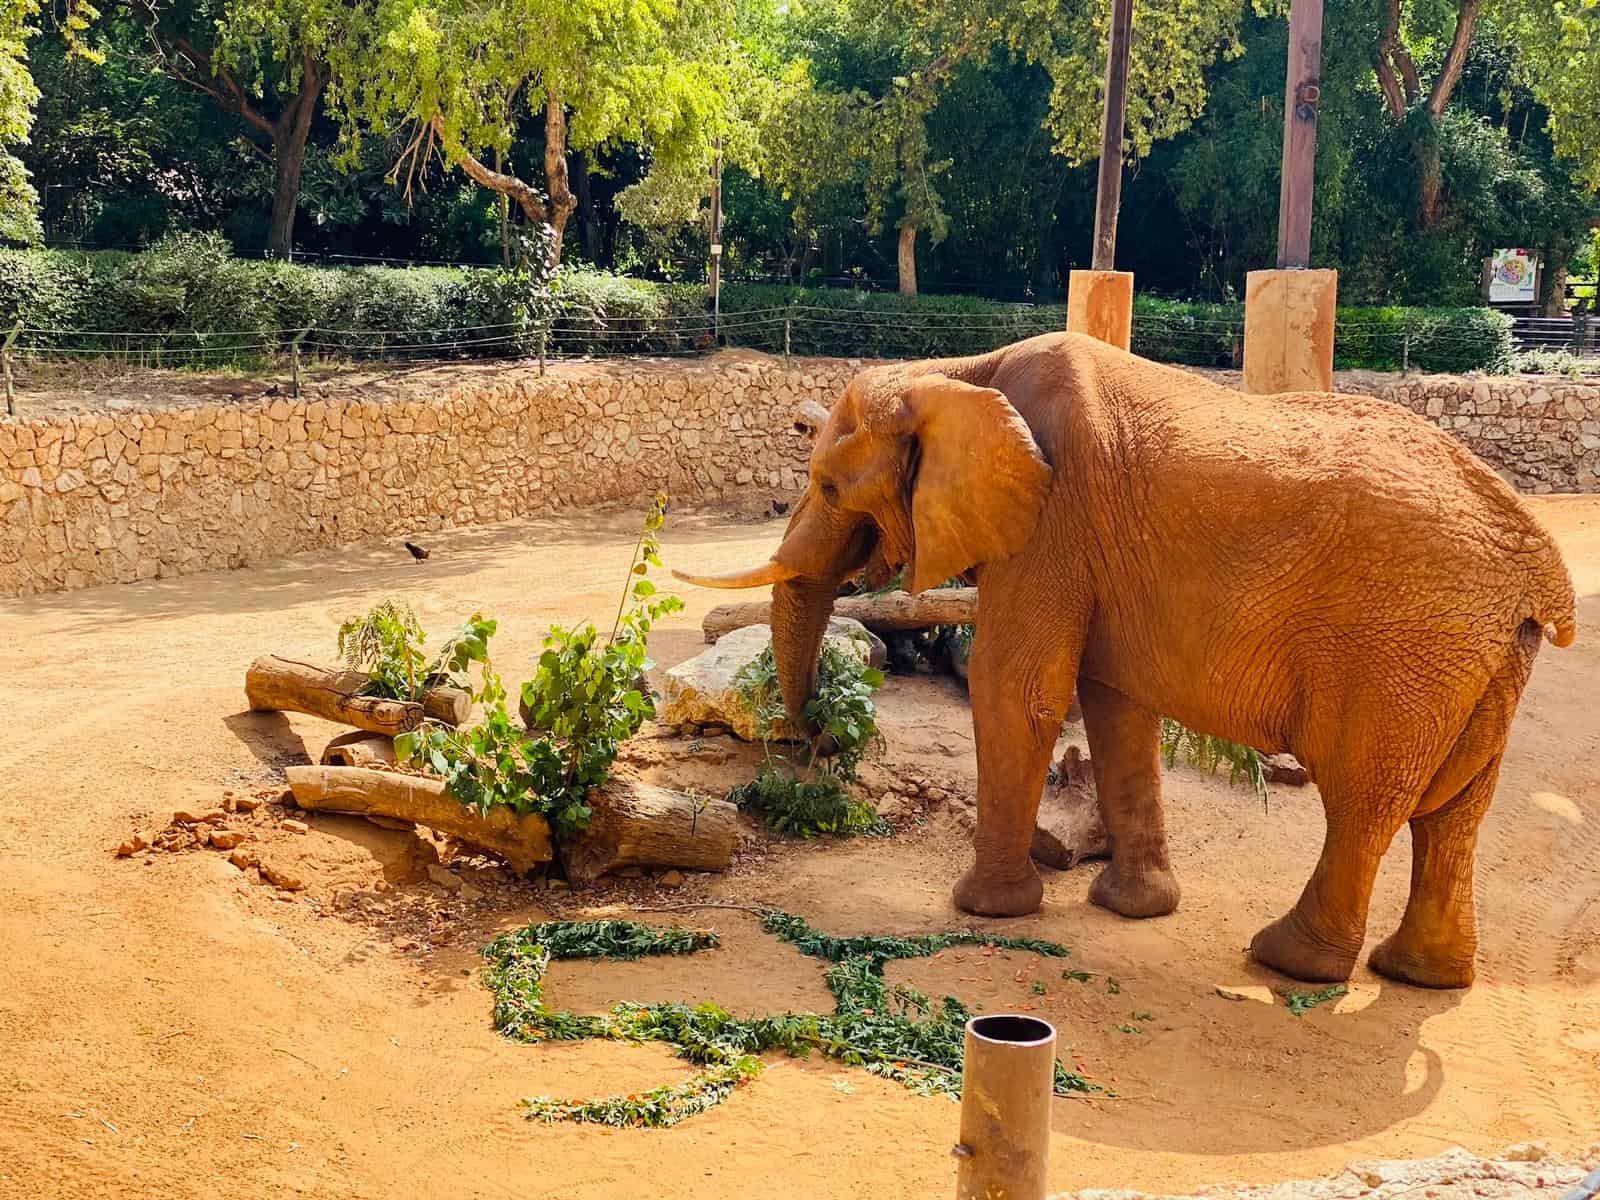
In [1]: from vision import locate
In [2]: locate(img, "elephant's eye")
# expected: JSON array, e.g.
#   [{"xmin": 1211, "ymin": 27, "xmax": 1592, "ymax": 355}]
[{"xmin": 818, "ymin": 480, "xmax": 840, "ymax": 505}]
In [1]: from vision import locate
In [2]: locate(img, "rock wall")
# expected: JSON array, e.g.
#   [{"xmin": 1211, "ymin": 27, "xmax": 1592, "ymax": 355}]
[
  {"xmin": 1, "ymin": 353, "xmax": 1596, "ymax": 596},
  {"xmin": 0, "ymin": 354, "xmax": 850, "ymax": 596}
]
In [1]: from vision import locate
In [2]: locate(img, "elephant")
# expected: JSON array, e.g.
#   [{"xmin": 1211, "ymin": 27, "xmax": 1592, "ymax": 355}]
[{"xmin": 675, "ymin": 332, "xmax": 1577, "ymax": 989}]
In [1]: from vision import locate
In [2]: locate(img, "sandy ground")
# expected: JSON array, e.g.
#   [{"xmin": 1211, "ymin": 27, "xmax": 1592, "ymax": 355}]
[{"xmin": 1, "ymin": 498, "xmax": 1597, "ymax": 1200}]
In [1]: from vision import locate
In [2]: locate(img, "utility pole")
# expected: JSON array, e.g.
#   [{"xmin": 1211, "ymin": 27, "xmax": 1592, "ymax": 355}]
[
  {"xmin": 1276, "ymin": 0, "xmax": 1323, "ymax": 269},
  {"xmin": 709, "ymin": 138, "xmax": 723, "ymax": 343},
  {"xmin": 1067, "ymin": 0, "xmax": 1136, "ymax": 351}
]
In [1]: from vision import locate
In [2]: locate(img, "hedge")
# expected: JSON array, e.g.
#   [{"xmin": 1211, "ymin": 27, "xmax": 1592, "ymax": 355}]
[{"xmin": 0, "ymin": 238, "xmax": 1514, "ymax": 375}]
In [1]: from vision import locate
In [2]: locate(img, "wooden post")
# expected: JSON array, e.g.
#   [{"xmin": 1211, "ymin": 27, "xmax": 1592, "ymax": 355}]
[
  {"xmin": 290, "ymin": 328, "xmax": 308, "ymax": 399},
  {"xmin": 1067, "ymin": 0, "xmax": 1136, "ymax": 351},
  {"xmin": 2, "ymin": 321, "xmax": 20, "ymax": 418},
  {"xmin": 709, "ymin": 138, "xmax": 723, "ymax": 343},
  {"xmin": 1276, "ymin": 0, "xmax": 1324, "ymax": 270},
  {"xmin": 1092, "ymin": 0, "xmax": 1134, "ymax": 272}
]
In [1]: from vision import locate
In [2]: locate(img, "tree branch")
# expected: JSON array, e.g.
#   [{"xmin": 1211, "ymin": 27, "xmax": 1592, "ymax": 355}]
[
  {"xmin": 438, "ymin": 116, "xmax": 551, "ymax": 226},
  {"xmin": 1426, "ymin": 0, "xmax": 1480, "ymax": 118},
  {"xmin": 1374, "ymin": 0, "xmax": 1412, "ymax": 119},
  {"xmin": 166, "ymin": 34, "xmax": 278, "ymax": 140}
]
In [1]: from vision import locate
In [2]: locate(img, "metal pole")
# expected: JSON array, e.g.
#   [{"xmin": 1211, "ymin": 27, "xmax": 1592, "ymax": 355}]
[
  {"xmin": 784, "ymin": 316, "xmax": 791, "ymax": 359},
  {"xmin": 1276, "ymin": 0, "xmax": 1325, "ymax": 270},
  {"xmin": 1091, "ymin": 0, "xmax": 1134, "ymax": 272},
  {"xmin": 290, "ymin": 328, "xmax": 308, "ymax": 399},
  {"xmin": 953, "ymin": 1015, "xmax": 1056, "ymax": 1200},
  {"xmin": 710, "ymin": 138, "xmax": 723, "ymax": 343},
  {"xmin": 3, "ymin": 321, "xmax": 20, "ymax": 418}
]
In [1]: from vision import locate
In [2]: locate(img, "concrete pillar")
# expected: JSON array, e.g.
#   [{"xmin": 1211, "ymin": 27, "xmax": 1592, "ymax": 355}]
[
  {"xmin": 1066, "ymin": 270, "xmax": 1134, "ymax": 352},
  {"xmin": 1243, "ymin": 268, "xmax": 1337, "ymax": 394}
]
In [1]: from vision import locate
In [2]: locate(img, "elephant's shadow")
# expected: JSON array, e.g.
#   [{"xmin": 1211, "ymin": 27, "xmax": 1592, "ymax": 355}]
[{"xmin": 1053, "ymin": 968, "xmax": 1462, "ymax": 1156}]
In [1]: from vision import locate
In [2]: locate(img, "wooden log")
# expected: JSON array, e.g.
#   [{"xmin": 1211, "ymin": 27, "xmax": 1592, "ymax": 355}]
[
  {"xmin": 283, "ymin": 765, "xmax": 551, "ymax": 872},
  {"xmin": 246, "ymin": 656, "xmax": 423, "ymax": 736},
  {"xmin": 421, "ymin": 684, "xmax": 472, "ymax": 726},
  {"xmin": 559, "ymin": 776, "xmax": 742, "ymax": 884},
  {"xmin": 1030, "ymin": 747, "xmax": 1108, "ymax": 870},
  {"xmin": 321, "ymin": 731, "xmax": 398, "ymax": 769},
  {"xmin": 702, "ymin": 588, "xmax": 978, "ymax": 643}
]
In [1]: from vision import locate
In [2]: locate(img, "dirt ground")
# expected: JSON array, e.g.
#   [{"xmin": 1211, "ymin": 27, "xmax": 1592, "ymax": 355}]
[{"xmin": 1, "ymin": 498, "xmax": 1597, "ymax": 1200}]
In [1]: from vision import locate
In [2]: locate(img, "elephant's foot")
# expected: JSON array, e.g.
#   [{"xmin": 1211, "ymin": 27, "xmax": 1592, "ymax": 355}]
[
  {"xmin": 1088, "ymin": 860, "xmax": 1180, "ymax": 919},
  {"xmin": 953, "ymin": 864, "xmax": 1043, "ymax": 918},
  {"xmin": 1248, "ymin": 910, "xmax": 1359, "ymax": 983},
  {"xmin": 1369, "ymin": 932, "xmax": 1476, "ymax": 990}
]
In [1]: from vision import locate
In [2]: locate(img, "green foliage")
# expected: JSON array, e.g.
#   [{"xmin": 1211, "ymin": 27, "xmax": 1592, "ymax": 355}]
[
  {"xmin": 1160, "ymin": 717, "xmax": 1268, "ymax": 807},
  {"xmin": 726, "ymin": 762, "xmax": 887, "ymax": 839},
  {"xmin": 338, "ymin": 602, "xmax": 496, "ymax": 701},
  {"xmin": 1284, "ymin": 984, "xmax": 1346, "ymax": 1016},
  {"xmin": 481, "ymin": 906, "xmax": 1094, "ymax": 1127},
  {"xmin": 0, "ymin": 0, "xmax": 41, "ymax": 246},
  {"xmin": 397, "ymin": 497, "xmax": 681, "ymax": 836}
]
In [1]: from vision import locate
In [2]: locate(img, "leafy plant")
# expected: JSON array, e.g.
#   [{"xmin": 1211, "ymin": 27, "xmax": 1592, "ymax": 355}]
[
  {"xmin": 1284, "ymin": 985, "xmax": 1347, "ymax": 1016},
  {"xmin": 396, "ymin": 497, "xmax": 681, "ymax": 836},
  {"xmin": 481, "ymin": 907, "xmax": 1095, "ymax": 1129},
  {"xmin": 337, "ymin": 603, "xmax": 497, "ymax": 702},
  {"xmin": 726, "ymin": 763, "xmax": 887, "ymax": 839},
  {"xmin": 1160, "ymin": 718, "xmax": 1268, "ymax": 807}
]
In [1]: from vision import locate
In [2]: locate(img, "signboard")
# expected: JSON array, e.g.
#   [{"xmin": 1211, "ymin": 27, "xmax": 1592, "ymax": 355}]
[{"xmin": 1489, "ymin": 248, "xmax": 1538, "ymax": 304}]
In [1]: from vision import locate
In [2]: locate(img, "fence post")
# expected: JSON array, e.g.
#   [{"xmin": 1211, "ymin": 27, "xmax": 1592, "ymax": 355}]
[
  {"xmin": 784, "ymin": 316, "xmax": 792, "ymax": 359},
  {"xmin": 290, "ymin": 328, "xmax": 309, "ymax": 399},
  {"xmin": 1573, "ymin": 299, "xmax": 1590, "ymax": 357},
  {"xmin": 2, "ymin": 321, "xmax": 20, "ymax": 418},
  {"xmin": 1401, "ymin": 318, "xmax": 1411, "ymax": 375},
  {"xmin": 539, "ymin": 328, "xmax": 547, "ymax": 377}
]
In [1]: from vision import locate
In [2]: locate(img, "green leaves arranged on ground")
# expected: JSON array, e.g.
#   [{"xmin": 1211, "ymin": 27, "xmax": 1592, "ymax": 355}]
[
  {"xmin": 395, "ymin": 495, "xmax": 682, "ymax": 836},
  {"xmin": 1159, "ymin": 717, "xmax": 1268, "ymax": 806},
  {"xmin": 731, "ymin": 642, "xmax": 886, "ymax": 838},
  {"xmin": 1283, "ymin": 984, "xmax": 1347, "ymax": 1016},
  {"xmin": 480, "ymin": 907, "xmax": 1094, "ymax": 1128}
]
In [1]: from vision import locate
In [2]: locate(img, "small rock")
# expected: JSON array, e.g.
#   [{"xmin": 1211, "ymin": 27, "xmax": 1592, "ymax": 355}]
[
  {"xmin": 1263, "ymin": 753, "xmax": 1309, "ymax": 786},
  {"xmin": 426, "ymin": 864, "xmax": 463, "ymax": 892},
  {"xmin": 227, "ymin": 849, "xmax": 257, "ymax": 871},
  {"xmin": 546, "ymin": 878, "xmax": 569, "ymax": 891},
  {"xmin": 233, "ymin": 796, "xmax": 261, "ymax": 813},
  {"xmin": 699, "ymin": 723, "xmax": 730, "ymax": 737},
  {"xmin": 193, "ymin": 828, "xmax": 212, "ymax": 847},
  {"xmin": 658, "ymin": 869, "xmax": 685, "ymax": 888},
  {"xmin": 209, "ymin": 830, "xmax": 246, "ymax": 850},
  {"xmin": 1501, "ymin": 1143, "xmax": 1549, "ymax": 1163},
  {"xmin": 259, "ymin": 862, "xmax": 305, "ymax": 891},
  {"xmin": 680, "ymin": 722, "xmax": 703, "ymax": 737},
  {"xmin": 1215, "ymin": 984, "xmax": 1275, "ymax": 1004},
  {"xmin": 115, "ymin": 835, "xmax": 149, "ymax": 857},
  {"xmin": 172, "ymin": 807, "xmax": 224, "ymax": 825},
  {"xmin": 280, "ymin": 818, "xmax": 310, "ymax": 835}
]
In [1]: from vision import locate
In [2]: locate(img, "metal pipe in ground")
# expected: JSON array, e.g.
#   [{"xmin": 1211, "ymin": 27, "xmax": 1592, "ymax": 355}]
[{"xmin": 954, "ymin": 1014, "xmax": 1056, "ymax": 1200}]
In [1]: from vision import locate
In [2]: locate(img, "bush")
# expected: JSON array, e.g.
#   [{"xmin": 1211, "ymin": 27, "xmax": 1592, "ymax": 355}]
[{"xmin": 1334, "ymin": 305, "xmax": 1515, "ymax": 375}]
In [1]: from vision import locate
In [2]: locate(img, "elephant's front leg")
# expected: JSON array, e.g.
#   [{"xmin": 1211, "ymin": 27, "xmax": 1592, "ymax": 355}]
[
  {"xmin": 953, "ymin": 619, "xmax": 1080, "ymax": 918},
  {"xmin": 1078, "ymin": 678, "xmax": 1181, "ymax": 918}
]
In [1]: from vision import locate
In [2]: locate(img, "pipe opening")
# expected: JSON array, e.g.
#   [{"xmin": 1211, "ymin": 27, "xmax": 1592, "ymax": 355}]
[{"xmin": 967, "ymin": 1014, "xmax": 1055, "ymax": 1047}]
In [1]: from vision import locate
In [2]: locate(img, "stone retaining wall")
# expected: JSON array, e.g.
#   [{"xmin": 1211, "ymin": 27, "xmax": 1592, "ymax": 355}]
[
  {"xmin": 0, "ymin": 354, "xmax": 850, "ymax": 595},
  {"xmin": 1, "ymin": 353, "xmax": 1596, "ymax": 596}
]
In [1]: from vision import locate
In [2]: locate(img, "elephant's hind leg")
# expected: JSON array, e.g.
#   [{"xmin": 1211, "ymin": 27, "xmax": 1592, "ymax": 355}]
[
  {"xmin": 1078, "ymin": 678, "xmax": 1180, "ymax": 919},
  {"xmin": 1370, "ymin": 630, "xmax": 1537, "ymax": 988}
]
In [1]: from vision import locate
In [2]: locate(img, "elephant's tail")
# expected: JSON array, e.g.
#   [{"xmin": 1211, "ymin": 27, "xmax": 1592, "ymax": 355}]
[{"xmin": 1532, "ymin": 546, "xmax": 1577, "ymax": 649}]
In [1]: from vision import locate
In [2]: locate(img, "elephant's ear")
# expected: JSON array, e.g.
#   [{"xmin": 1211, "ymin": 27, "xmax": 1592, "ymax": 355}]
[{"xmin": 899, "ymin": 375, "xmax": 1052, "ymax": 595}]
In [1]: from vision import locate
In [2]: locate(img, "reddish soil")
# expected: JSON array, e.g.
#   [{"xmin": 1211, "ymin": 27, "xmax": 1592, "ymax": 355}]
[{"xmin": 1, "ymin": 499, "xmax": 1597, "ymax": 1199}]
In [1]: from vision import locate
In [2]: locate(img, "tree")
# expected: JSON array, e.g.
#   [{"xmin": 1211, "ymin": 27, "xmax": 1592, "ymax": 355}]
[
  {"xmin": 98, "ymin": 0, "xmax": 368, "ymax": 258},
  {"xmin": 0, "ymin": 0, "xmax": 41, "ymax": 243},
  {"xmin": 345, "ymin": 0, "xmax": 744, "ymax": 266}
]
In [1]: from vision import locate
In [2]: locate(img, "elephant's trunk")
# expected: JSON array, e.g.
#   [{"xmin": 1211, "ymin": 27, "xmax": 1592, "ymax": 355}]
[{"xmin": 771, "ymin": 576, "xmax": 840, "ymax": 726}]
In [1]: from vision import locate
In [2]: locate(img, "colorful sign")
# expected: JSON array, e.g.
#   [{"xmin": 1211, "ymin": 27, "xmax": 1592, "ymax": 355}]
[{"xmin": 1489, "ymin": 249, "xmax": 1538, "ymax": 304}]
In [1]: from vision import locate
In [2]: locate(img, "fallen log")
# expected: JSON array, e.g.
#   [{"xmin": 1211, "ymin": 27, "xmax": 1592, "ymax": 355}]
[
  {"xmin": 421, "ymin": 685, "xmax": 472, "ymax": 726},
  {"xmin": 283, "ymin": 765, "xmax": 552, "ymax": 873},
  {"xmin": 559, "ymin": 776, "xmax": 742, "ymax": 884},
  {"xmin": 247, "ymin": 656, "xmax": 423, "ymax": 736},
  {"xmin": 321, "ymin": 731, "xmax": 398, "ymax": 769},
  {"xmin": 702, "ymin": 587, "xmax": 978, "ymax": 643}
]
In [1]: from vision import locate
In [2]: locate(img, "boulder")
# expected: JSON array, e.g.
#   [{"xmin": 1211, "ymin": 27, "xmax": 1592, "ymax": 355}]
[
  {"xmin": 1029, "ymin": 747, "xmax": 1109, "ymax": 870},
  {"xmin": 660, "ymin": 618, "xmax": 884, "ymax": 741}
]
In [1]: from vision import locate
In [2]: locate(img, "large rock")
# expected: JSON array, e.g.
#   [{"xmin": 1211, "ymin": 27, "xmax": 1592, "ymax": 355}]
[
  {"xmin": 1030, "ymin": 746, "xmax": 1109, "ymax": 870},
  {"xmin": 661, "ymin": 619, "xmax": 885, "ymax": 741}
]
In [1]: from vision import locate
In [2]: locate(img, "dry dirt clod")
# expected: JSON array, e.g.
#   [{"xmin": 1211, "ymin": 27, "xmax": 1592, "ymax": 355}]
[
  {"xmin": 259, "ymin": 862, "xmax": 305, "ymax": 891},
  {"xmin": 115, "ymin": 835, "xmax": 149, "ymax": 858},
  {"xmin": 658, "ymin": 869, "xmax": 686, "ymax": 889},
  {"xmin": 226, "ymin": 848, "xmax": 256, "ymax": 871},
  {"xmin": 172, "ymin": 808, "xmax": 224, "ymax": 825},
  {"xmin": 233, "ymin": 796, "xmax": 261, "ymax": 813},
  {"xmin": 209, "ymin": 830, "xmax": 246, "ymax": 851},
  {"xmin": 280, "ymin": 819, "xmax": 310, "ymax": 835}
]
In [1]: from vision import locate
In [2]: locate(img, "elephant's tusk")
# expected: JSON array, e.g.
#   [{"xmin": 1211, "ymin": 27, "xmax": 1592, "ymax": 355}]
[
  {"xmin": 671, "ymin": 560, "xmax": 800, "ymax": 589},
  {"xmin": 793, "ymin": 400, "xmax": 830, "ymax": 434}
]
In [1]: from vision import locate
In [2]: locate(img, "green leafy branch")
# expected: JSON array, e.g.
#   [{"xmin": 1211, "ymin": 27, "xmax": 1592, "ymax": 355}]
[{"xmin": 1159, "ymin": 718, "xmax": 1268, "ymax": 807}]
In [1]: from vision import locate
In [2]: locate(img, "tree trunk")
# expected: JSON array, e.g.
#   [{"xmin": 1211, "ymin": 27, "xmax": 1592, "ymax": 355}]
[
  {"xmin": 245, "ymin": 656, "xmax": 423, "ymax": 736},
  {"xmin": 572, "ymin": 149, "xmax": 603, "ymax": 263},
  {"xmin": 704, "ymin": 587, "xmax": 978, "ymax": 643},
  {"xmin": 265, "ymin": 58, "xmax": 326, "ymax": 260},
  {"xmin": 898, "ymin": 222, "xmax": 919, "ymax": 297},
  {"xmin": 1413, "ymin": 135, "xmax": 1444, "ymax": 229},
  {"xmin": 544, "ymin": 95, "xmax": 578, "ymax": 266},
  {"xmin": 283, "ymin": 765, "xmax": 552, "ymax": 873},
  {"xmin": 1540, "ymin": 252, "xmax": 1570, "ymax": 318},
  {"xmin": 558, "ymin": 776, "xmax": 742, "ymax": 884}
]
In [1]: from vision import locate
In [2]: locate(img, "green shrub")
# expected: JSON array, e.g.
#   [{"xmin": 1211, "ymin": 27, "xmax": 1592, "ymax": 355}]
[{"xmin": 1335, "ymin": 305, "xmax": 1514, "ymax": 374}]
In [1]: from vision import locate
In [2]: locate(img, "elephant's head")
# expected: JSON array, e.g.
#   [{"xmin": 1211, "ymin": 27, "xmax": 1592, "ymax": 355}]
[{"xmin": 675, "ymin": 367, "xmax": 1052, "ymax": 724}]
